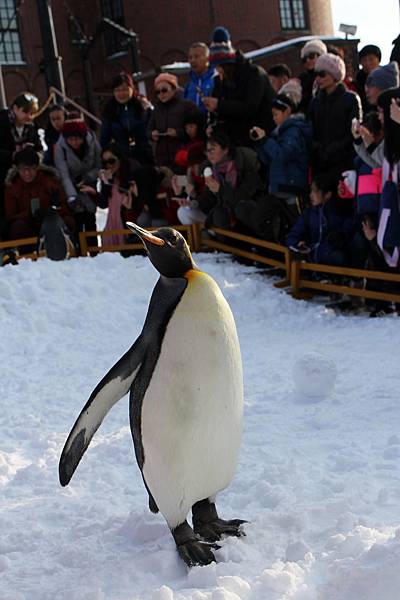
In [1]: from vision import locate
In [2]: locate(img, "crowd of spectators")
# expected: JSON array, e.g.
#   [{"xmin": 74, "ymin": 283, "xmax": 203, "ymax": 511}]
[{"xmin": 1, "ymin": 26, "xmax": 400, "ymax": 313}]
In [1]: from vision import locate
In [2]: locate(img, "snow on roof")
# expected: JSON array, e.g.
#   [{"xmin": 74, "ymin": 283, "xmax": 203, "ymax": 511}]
[{"xmin": 161, "ymin": 34, "xmax": 359, "ymax": 73}]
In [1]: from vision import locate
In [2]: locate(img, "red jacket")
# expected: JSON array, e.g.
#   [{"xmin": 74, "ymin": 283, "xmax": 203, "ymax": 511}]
[{"xmin": 5, "ymin": 166, "xmax": 70, "ymax": 224}]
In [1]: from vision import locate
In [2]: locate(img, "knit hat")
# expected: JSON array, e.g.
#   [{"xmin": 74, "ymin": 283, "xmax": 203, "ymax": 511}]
[
  {"xmin": 315, "ymin": 53, "xmax": 346, "ymax": 82},
  {"xmin": 209, "ymin": 26, "xmax": 236, "ymax": 65},
  {"xmin": 300, "ymin": 39, "xmax": 327, "ymax": 59},
  {"xmin": 62, "ymin": 118, "xmax": 88, "ymax": 139},
  {"xmin": 359, "ymin": 44, "xmax": 382, "ymax": 61},
  {"xmin": 278, "ymin": 78, "xmax": 302, "ymax": 107},
  {"xmin": 154, "ymin": 72, "xmax": 178, "ymax": 89},
  {"xmin": 366, "ymin": 61, "xmax": 400, "ymax": 90}
]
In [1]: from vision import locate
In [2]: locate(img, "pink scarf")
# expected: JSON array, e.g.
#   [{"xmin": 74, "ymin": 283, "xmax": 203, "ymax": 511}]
[{"xmin": 103, "ymin": 183, "xmax": 131, "ymax": 247}]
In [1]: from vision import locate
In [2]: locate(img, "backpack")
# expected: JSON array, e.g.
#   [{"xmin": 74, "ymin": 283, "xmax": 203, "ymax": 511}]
[
  {"xmin": 250, "ymin": 195, "xmax": 300, "ymax": 243},
  {"xmin": 37, "ymin": 208, "xmax": 75, "ymax": 261}
]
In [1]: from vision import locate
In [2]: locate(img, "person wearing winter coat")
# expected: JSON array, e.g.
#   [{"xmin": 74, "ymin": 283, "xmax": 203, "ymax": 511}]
[
  {"xmin": 100, "ymin": 72, "xmax": 153, "ymax": 166},
  {"xmin": 251, "ymin": 93, "xmax": 312, "ymax": 197},
  {"xmin": 0, "ymin": 92, "xmax": 42, "ymax": 235},
  {"xmin": 286, "ymin": 174, "xmax": 352, "ymax": 266},
  {"xmin": 202, "ymin": 27, "xmax": 275, "ymax": 146},
  {"xmin": 183, "ymin": 42, "xmax": 216, "ymax": 112},
  {"xmin": 195, "ymin": 130, "xmax": 265, "ymax": 230},
  {"xmin": 4, "ymin": 147, "xmax": 73, "ymax": 241},
  {"xmin": 148, "ymin": 72, "xmax": 201, "ymax": 169},
  {"xmin": 297, "ymin": 39, "xmax": 328, "ymax": 114},
  {"xmin": 355, "ymin": 45, "xmax": 382, "ymax": 113},
  {"xmin": 308, "ymin": 53, "xmax": 362, "ymax": 187},
  {"xmin": 54, "ymin": 118, "xmax": 101, "ymax": 251}
]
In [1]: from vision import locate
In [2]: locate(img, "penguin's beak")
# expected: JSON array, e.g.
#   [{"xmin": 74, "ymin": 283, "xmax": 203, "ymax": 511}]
[{"xmin": 126, "ymin": 222, "xmax": 165, "ymax": 246}]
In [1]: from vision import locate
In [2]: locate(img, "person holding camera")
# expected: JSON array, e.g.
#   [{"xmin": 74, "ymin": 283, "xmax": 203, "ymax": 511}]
[
  {"xmin": 55, "ymin": 116, "xmax": 101, "ymax": 252},
  {"xmin": 250, "ymin": 94, "xmax": 312, "ymax": 206},
  {"xmin": 4, "ymin": 147, "xmax": 73, "ymax": 243},
  {"xmin": 100, "ymin": 72, "xmax": 153, "ymax": 166},
  {"xmin": 202, "ymin": 27, "xmax": 275, "ymax": 147},
  {"xmin": 148, "ymin": 73, "xmax": 201, "ymax": 169}
]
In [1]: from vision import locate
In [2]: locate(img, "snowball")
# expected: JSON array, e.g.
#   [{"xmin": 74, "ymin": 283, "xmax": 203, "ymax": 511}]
[{"xmin": 292, "ymin": 353, "xmax": 337, "ymax": 398}]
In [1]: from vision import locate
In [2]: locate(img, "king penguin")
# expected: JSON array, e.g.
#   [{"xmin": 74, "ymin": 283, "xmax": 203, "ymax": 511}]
[{"xmin": 59, "ymin": 223, "xmax": 245, "ymax": 567}]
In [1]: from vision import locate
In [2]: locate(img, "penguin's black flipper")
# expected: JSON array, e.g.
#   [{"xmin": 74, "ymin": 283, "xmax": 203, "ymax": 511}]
[
  {"xmin": 59, "ymin": 336, "xmax": 146, "ymax": 486},
  {"xmin": 59, "ymin": 275, "xmax": 188, "ymax": 488}
]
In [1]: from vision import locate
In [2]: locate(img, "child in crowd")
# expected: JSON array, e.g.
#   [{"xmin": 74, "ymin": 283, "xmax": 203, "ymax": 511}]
[
  {"xmin": 251, "ymin": 93, "xmax": 312, "ymax": 217},
  {"xmin": 43, "ymin": 104, "xmax": 66, "ymax": 166},
  {"xmin": 174, "ymin": 112, "xmax": 206, "ymax": 172},
  {"xmin": 286, "ymin": 174, "xmax": 352, "ymax": 266},
  {"xmin": 171, "ymin": 141, "xmax": 207, "ymax": 225}
]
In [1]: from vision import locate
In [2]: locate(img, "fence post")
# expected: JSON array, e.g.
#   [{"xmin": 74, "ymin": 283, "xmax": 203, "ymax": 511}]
[
  {"xmin": 290, "ymin": 258, "xmax": 301, "ymax": 298},
  {"xmin": 79, "ymin": 231, "xmax": 88, "ymax": 257}
]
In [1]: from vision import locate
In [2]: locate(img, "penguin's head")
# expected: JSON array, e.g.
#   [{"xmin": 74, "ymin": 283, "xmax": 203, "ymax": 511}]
[{"xmin": 126, "ymin": 222, "xmax": 195, "ymax": 277}]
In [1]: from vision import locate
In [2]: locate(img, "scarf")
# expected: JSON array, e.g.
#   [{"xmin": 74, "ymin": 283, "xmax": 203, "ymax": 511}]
[
  {"xmin": 212, "ymin": 159, "xmax": 238, "ymax": 189},
  {"xmin": 103, "ymin": 181, "xmax": 131, "ymax": 246}
]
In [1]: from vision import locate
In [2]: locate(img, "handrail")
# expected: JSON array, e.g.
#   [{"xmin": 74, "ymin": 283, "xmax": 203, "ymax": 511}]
[{"xmin": 49, "ymin": 86, "xmax": 101, "ymax": 125}]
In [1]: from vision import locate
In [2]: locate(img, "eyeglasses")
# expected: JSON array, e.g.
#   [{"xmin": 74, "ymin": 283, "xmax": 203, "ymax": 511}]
[
  {"xmin": 315, "ymin": 70, "xmax": 327, "ymax": 78},
  {"xmin": 302, "ymin": 52, "xmax": 319, "ymax": 63},
  {"xmin": 156, "ymin": 88, "xmax": 170, "ymax": 95},
  {"xmin": 17, "ymin": 165, "xmax": 37, "ymax": 172},
  {"xmin": 102, "ymin": 157, "xmax": 117, "ymax": 167}
]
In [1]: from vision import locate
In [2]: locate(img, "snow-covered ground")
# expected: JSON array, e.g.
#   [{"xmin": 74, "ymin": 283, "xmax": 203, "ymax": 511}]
[{"xmin": 1, "ymin": 249, "xmax": 400, "ymax": 600}]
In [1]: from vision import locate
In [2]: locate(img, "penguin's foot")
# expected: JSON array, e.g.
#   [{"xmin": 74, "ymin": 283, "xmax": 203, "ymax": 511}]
[
  {"xmin": 172, "ymin": 520, "xmax": 220, "ymax": 568},
  {"xmin": 194, "ymin": 517, "xmax": 247, "ymax": 542},
  {"xmin": 192, "ymin": 498, "xmax": 247, "ymax": 542}
]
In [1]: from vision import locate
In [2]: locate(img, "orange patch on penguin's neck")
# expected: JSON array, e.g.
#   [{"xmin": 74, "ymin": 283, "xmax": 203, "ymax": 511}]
[{"xmin": 185, "ymin": 269, "xmax": 204, "ymax": 282}]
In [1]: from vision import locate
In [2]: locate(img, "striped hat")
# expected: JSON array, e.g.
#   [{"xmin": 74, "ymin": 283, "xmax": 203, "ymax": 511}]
[{"xmin": 209, "ymin": 26, "xmax": 236, "ymax": 65}]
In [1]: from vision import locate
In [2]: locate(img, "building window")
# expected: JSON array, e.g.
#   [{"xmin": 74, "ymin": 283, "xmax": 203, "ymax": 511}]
[
  {"xmin": 0, "ymin": 0, "xmax": 23, "ymax": 64},
  {"xmin": 279, "ymin": 0, "xmax": 307, "ymax": 30},
  {"xmin": 100, "ymin": 0, "xmax": 126, "ymax": 58}
]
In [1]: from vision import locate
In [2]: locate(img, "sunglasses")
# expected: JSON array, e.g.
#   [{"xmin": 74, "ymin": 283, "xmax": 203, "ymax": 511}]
[
  {"xmin": 156, "ymin": 88, "xmax": 170, "ymax": 95},
  {"xmin": 102, "ymin": 157, "xmax": 117, "ymax": 167},
  {"xmin": 302, "ymin": 52, "xmax": 319, "ymax": 63},
  {"xmin": 315, "ymin": 70, "xmax": 327, "ymax": 78}
]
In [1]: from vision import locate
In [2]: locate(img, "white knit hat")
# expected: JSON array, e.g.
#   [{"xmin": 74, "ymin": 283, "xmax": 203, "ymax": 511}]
[
  {"xmin": 301, "ymin": 39, "xmax": 328, "ymax": 59},
  {"xmin": 315, "ymin": 53, "xmax": 346, "ymax": 82}
]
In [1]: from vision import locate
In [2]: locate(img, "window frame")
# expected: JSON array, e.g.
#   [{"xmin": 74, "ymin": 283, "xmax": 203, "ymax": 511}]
[
  {"xmin": 279, "ymin": 0, "xmax": 308, "ymax": 31},
  {"xmin": 0, "ymin": 0, "xmax": 24, "ymax": 65}
]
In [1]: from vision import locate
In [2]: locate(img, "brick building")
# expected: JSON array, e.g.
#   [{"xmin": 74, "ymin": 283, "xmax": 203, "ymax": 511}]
[{"xmin": 1, "ymin": 0, "xmax": 358, "ymax": 114}]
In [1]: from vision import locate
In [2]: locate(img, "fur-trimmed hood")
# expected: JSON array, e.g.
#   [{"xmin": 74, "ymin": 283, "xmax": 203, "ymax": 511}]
[{"xmin": 5, "ymin": 163, "xmax": 60, "ymax": 186}]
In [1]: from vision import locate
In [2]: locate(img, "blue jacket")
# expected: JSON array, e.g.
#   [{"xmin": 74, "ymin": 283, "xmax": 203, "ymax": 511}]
[
  {"xmin": 184, "ymin": 66, "xmax": 216, "ymax": 112},
  {"xmin": 256, "ymin": 115, "xmax": 312, "ymax": 194},
  {"xmin": 286, "ymin": 202, "xmax": 353, "ymax": 264}
]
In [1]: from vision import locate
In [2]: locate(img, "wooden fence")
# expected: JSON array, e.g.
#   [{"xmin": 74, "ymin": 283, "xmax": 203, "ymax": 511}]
[{"xmin": 3, "ymin": 225, "xmax": 400, "ymax": 305}]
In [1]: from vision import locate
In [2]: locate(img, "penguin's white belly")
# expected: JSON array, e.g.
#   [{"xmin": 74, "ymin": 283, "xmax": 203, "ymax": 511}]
[{"xmin": 141, "ymin": 271, "xmax": 243, "ymax": 528}]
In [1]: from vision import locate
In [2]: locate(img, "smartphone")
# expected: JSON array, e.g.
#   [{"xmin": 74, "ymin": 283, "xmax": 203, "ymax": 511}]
[{"xmin": 30, "ymin": 197, "xmax": 40, "ymax": 214}]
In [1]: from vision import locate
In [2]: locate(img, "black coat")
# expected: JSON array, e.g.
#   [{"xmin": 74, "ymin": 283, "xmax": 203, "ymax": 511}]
[
  {"xmin": 308, "ymin": 83, "xmax": 362, "ymax": 180},
  {"xmin": 211, "ymin": 51, "xmax": 275, "ymax": 146}
]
